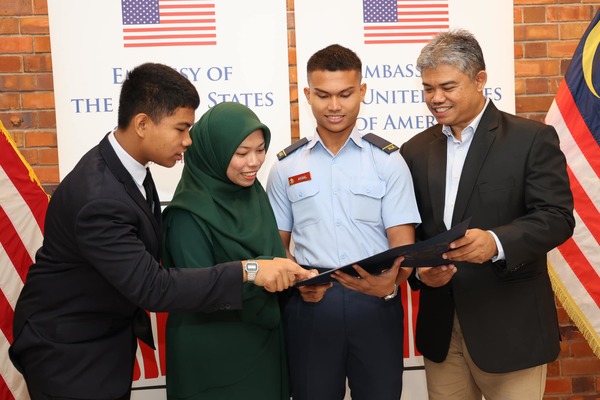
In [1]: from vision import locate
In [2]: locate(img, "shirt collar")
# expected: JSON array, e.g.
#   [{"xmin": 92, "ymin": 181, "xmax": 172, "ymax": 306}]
[
  {"xmin": 307, "ymin": 126, "xmax": 363, "ymax": 150},
  {"xmin": 107, "ymin": 129, "xmax": 147, "ymax": 187},
  {"xmin": 442, "ymin": 97, "xmax": 490, "ymax": 141}
]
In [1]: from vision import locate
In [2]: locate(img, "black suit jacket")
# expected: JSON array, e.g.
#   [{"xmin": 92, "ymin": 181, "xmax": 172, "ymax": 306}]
[
  {"xmin": 400, "ymin": 102, "xmax": 575, "ymax": 373},
  {"xmin": 10, "ymin": 134, "xmax": 244, "ymax": 398}
]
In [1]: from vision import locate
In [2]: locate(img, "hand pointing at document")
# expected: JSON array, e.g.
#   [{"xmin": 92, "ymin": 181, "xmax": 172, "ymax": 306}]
[{"xmin": 244, "ymin": 258, "xmax": 314, "ymax": 292}]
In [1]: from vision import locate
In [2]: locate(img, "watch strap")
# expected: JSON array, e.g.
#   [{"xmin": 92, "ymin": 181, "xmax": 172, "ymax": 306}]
[
  {"xmin": 245, "ymin": 261, "xmax": 259, "ymax": 283},
  {"xmin": 383, "ymin": 284, "xmax": 399, "ymax": 301}
]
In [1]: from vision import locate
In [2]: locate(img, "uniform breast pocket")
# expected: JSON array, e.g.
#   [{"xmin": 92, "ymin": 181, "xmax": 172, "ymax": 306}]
[
  {"xmin": 350, "ymin": 179, "xmax": 385, "ymax": 224},
  {"xmin": 287, "ymin": 181, "xmax": 320, "ymax": 229}
]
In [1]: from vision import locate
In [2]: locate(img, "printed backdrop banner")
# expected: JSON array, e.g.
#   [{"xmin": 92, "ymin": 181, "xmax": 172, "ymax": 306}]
[
  {"xmin": 294, "ymin": 1, "xmax": 515, "ymax": 399},
  {"xmin": 48, "ymin": 0, "xmax": 291, "ymax": 197},
  {"xmin": 47, "ymin": 1, "xmax": 291, "ymax": 398},
  {"xmin": 295, "ymin": 0, "xmax": 515, "ymax": 145}
]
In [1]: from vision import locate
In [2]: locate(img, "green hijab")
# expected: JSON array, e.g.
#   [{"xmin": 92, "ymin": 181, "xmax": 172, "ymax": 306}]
[
  {"xmin": 163, "ymin": 103, "xmax": 290, "ymax": 398},
  {"xmin": 165, "ymin": 101, "xmax": 286, "ymax": 264}
]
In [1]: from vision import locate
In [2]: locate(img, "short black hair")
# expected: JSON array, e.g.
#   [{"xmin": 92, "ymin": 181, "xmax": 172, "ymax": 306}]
[
  {"xmin": 117, "ymin": 62, "xmax": 200, "ymax": 129},
  {"xmin": 307, "ymin": 44, "xmax": 362, "ymax": 75}
]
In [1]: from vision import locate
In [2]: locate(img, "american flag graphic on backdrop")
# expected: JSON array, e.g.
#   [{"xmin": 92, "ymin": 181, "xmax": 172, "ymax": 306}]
[
  {"xmin": 121, "ymin": 0, "xmax": 216, "ymax": 48},
  {"xmin": 363, "ymin": 0, "xmax": 449, "ymax": 44}
]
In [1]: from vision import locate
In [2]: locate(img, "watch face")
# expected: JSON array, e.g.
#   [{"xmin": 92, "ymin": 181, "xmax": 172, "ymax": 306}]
[{"xmin": 246, "ymin": 262, "xmax": 259, "ymax": 272}]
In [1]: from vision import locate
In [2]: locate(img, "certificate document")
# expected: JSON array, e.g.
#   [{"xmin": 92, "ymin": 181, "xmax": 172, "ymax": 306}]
[{"xmin": 296, "ymin": 218, "xmax": 471, "ymax": 287}]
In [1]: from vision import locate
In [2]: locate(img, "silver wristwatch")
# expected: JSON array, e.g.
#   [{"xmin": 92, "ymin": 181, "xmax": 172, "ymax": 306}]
[
  {"xmin": 244, "ymin": 261, "xmax": 259, "ymax": 283},
  {"xmin": 383, "ymin": 284, "xmax": 399, "ymax": 301}
]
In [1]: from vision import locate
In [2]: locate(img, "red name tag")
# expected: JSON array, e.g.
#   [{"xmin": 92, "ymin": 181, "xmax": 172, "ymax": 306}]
[{"xmin": 288, "ymin": 172, "xmax": 311, "ymax": 186}]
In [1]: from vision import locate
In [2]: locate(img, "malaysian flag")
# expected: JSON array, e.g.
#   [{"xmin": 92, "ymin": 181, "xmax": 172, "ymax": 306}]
[
  {"xmin": 545, "ymin": 9, "xmax": 600, "ymax": 358},
  {"xmin": 363, "ymin": 0, "xmax": 449, "ymax": 45},
  {"xmin": 121, "ymin": 0, "xmax": 217, "ymax": 48},
  {"xmin": 0, "ymin": 120, "xmax": 49, "ymax": 400}
]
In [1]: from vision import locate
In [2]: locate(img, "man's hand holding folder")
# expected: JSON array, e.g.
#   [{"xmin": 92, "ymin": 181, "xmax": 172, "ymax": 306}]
[{"xmin": 296, "ymin": 218, "xmax": 471, "ymax": 287}]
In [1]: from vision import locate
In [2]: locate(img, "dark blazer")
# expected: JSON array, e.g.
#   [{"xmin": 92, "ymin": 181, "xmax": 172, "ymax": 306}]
[
  {"xmin": 400, "ymin": 101, "xmax": 575, "ymax": 373},
  {"xmin": 10, "ymin": 134, "xmax": 244, "ymax": 399}
]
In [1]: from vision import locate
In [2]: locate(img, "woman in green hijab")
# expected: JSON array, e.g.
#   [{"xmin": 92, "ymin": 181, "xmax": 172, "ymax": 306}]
[{"xmin": 162, "ymin": 102, "xmax": 289, "ymax": 399}]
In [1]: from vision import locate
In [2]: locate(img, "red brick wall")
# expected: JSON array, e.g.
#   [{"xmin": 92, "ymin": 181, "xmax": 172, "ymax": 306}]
[
  {"xmin": 2, "ymin": 0, "xmax": 599, "ymax": 398},
  {"xmin": 1, "ymin": 0, "xmax": 57, "ymax": 190}
]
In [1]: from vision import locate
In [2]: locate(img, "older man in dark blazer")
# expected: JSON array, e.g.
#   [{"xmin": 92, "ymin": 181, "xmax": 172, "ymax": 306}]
[
  {"xmin": 400, "ymin": 30, "xmax": 575, "ymax": 400},
  {"xmin": 9, "ymin": 62, "xmax": 310, "ymax": 400}
]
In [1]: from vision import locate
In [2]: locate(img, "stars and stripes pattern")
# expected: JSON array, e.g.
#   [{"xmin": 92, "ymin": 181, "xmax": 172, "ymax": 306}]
[
  {"xmin": 0, "ymin": 120, "xmax": 49, "ymax": 400},
  {"xmin": 545, "ymin": 9, "xmax": 600, "ymax": 358},
  {"xmin": 363, "ymin": 0, "xmax": 449, "ymax": 45},
  {"xmin": 122, "ymin": 0, "xmax": 217, "ymax": 48}
]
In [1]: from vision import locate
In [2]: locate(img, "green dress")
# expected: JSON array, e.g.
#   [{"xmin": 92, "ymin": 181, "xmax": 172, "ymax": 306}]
[{"xmin": 162, "ymin": 102, "xmax": 289, "ymax": 400}]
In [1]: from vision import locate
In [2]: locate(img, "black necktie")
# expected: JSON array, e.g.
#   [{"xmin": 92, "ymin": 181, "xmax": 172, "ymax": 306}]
[
  {"xmin": 133, "ymin": 308, "xmax": 155, "ymax": 349},
  {"xmin": 143, "ymin": 168, "xmax": 161, "ymax": 222},
  {"xmin": 143, "ymin": 168, "xmax": 154, "ymax": 209}
]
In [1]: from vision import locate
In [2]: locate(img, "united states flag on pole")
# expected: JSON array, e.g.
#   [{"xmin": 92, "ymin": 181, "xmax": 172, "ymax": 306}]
[
  {"xmin": 0, "ymin": 121, "xmax": 49, "ymax": 400},
  {"xmin": 122, "ymin": 0, "xmax": 217, "ymax": 48},
  {"xmin": 363, "ymin": 0, "xmax": 449, "ymax": 45},
  {"xmin": 545, "ymin": 9, "xmax": 600, "ymax": 358}
]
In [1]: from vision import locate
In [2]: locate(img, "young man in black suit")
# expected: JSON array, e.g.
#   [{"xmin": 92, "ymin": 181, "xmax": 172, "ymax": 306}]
[
  {"xmin": 10, "ymin": 62, "xmax": 310, "ymax": 400},
  {"xmin": 399, "ymin": 30, "xmax": 575, "ymax": 399}
]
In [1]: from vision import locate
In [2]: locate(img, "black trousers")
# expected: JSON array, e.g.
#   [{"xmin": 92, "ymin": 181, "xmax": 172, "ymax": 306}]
[{"xmin": 285, "ymin": 283, "xmax": 405, "ymax": 400}]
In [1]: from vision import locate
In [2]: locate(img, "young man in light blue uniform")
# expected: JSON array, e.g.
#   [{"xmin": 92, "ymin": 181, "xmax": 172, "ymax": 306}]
[{"xmin": 267, "ymin": 44, "xmax": 421, "ymax": 400}]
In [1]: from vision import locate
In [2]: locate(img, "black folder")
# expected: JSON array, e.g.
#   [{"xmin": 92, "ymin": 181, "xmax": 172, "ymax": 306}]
[{"xmin": 295, "ymin": 218, "xmax": 471, "ymax": 287}]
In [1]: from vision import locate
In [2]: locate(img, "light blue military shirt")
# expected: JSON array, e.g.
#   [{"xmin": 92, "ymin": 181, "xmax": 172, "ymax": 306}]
[{"xmin": 267, "ymin": 128, "xmax": 421, "ymax": 269}]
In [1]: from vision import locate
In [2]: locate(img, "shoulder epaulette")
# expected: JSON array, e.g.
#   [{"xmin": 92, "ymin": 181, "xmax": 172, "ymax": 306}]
[
  {"xmin": 277, "ymin": 137, "xmax": 309, "ymax": 160},
  {"xmin": 362, "ymin": 133, "xmax": 399, "ymax": 154}
]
